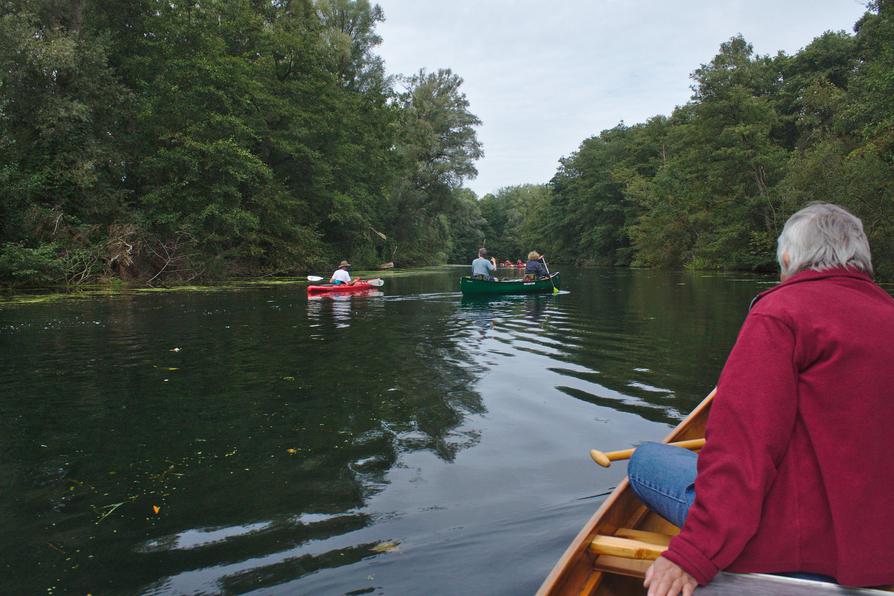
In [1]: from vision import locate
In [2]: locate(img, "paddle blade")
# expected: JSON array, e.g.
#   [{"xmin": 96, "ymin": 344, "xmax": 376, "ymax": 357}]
[
  {"xmin": 307, "ymin": 275, "xmax": 324, "ymax": 282},
  {"xmin": 367, "ymin": 278, "xmax": 384, "ymax": 287}
]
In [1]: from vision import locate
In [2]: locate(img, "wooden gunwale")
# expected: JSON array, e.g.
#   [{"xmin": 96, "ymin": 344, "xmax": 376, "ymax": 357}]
[{"xmin": 536, "ymin": 389, "xmax": 715, "ymax": 595}]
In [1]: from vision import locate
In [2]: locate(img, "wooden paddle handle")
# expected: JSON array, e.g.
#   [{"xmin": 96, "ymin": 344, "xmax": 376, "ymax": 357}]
[{"xmin": 590, "ymin": 438, "xmax": 706, "ymax": 468}]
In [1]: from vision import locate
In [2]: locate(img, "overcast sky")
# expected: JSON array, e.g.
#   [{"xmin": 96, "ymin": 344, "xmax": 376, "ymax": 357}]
[{"xmin": 375, "ymin": 0, "xmax": 869, "ymax": 197}]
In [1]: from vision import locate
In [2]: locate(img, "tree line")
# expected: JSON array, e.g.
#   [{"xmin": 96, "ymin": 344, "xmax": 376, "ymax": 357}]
[
  {"xmin": 0, "ymin": 0, "xmax": 484, "ymax": 286},
  {"xmin": 2, "ymin": 1, "xmax": 893, "ymax": 287},
  {"xmin": 481, "ymin": 1, "xmax": 894, "ymax": 279}
]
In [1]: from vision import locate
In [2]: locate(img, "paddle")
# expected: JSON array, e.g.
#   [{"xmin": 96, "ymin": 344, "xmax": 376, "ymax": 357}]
[
  {"xmin": 306, "ymin": 275, "xmax": 384, "ymax": 287},
  {"xmin": 590, "ymin": 438, "xmax": 705, "ymax": 468},
  {"xmin": 540, "ymin": 256, "xmax": 559, "ymax": 295}
]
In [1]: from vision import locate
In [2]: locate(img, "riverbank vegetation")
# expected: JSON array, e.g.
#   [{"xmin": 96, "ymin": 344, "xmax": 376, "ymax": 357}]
[
  {"xmin": 2, "ymin": 1, "xmax": 893, "ymax": 287},
  {"xmin": 0, "ymin": 0, "xmax": 484, "ymax": 287},
  {"xmin": 487, "ymin": 1, "xmax": 894, "ymax": 279}
]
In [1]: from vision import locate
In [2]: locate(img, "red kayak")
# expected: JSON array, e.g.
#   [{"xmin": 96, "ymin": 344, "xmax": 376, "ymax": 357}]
[{"xmin": 307, "ymin": 281, "xmax": 376, "ymax": 294}]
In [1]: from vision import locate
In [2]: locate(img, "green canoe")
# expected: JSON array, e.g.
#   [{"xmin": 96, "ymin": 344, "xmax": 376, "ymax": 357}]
[{"xmin": 459, "ymin": 273, "xmax": 560, "ymax": 295}]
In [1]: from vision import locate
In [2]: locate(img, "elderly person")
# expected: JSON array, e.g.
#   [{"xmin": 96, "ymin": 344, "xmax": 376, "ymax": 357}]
[{"xmin": 628, "ymin": 203, "xmax": 894, "ymax": 595}]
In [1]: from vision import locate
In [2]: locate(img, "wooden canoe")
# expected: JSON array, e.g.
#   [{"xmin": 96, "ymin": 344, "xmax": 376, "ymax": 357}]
[{"xmin": 537, "ymin": 388, "xmax": 894, "ymax": 595}]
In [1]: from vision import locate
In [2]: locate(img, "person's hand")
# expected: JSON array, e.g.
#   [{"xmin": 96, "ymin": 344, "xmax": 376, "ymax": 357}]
[{"xmin": 643, "ymin": 556, "xmax": 698, "ymax": 596}]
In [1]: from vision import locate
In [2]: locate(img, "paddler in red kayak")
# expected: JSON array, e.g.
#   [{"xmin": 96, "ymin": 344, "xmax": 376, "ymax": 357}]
[{"xmin": 330, "ymin": 260, "xmax": 358, "ymax": 285}]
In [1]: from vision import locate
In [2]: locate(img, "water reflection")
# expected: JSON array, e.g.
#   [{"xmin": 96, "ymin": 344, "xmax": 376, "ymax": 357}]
[
  {"xmin": 524, "ymin": 295, "xmax": 549, "ymax": 323},
  {"xmin": 0, "ymin": 282, "xmax": 490, "ymax": 594},
  {"xmin": 0, "ymin": 269, "xmax": 787, "ymax": 595},
  {"xmin": 452, "ymin": 271, "xmax": 760, "ymax": 426},
  {"xmin": 307, "ymin": 290, "xmax": 385, "ymax": 330},
  {"xmin": 458, "ymin": 294, "xmax": 555, "ymax": 332},
  {"xmin": 457, "ymin": 296, "xmax": 498, "ymax": 337}
]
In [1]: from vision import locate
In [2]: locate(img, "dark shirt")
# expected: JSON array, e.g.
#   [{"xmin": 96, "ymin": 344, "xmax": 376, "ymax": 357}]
[{"xmin": 525, "ymin": 260, "xmax": 548, "ymax": 278}]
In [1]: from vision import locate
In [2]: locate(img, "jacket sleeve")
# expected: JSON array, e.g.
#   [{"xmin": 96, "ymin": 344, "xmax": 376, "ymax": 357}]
[{"xmin": 662, "ymin": 312, "xmax": 799, "ymax": 585}]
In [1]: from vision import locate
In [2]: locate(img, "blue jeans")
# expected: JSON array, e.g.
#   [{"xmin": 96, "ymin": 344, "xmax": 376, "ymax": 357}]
[
  {"xmin": 627, "ymin": 441, "xmax": 833, "ymax": 583},
  {"xmin": 628, "ymin": 441, "xmax": 697, "ymax": 528}
]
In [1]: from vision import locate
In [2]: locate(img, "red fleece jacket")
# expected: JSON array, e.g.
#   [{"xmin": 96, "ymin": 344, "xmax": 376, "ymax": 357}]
[{"xmin": 663, "ymin": 268, "xmax": 894, "ymax": 587}]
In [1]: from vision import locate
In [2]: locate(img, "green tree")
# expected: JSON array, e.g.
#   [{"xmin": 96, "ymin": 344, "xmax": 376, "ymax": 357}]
[
  {"xmin": 778, "ymin": 0, "xmax": 894, "ymax": 278},
  {"xmin": 0, "ymin": 0, "xmax": 131, "ymax": 284},
  {"xmin": 479, "ymin": 184, "xmax": 552, "ymax": 262},
  {"xmin": 626, "ymin": 37, "xmax": 788, "ymax": 270},
  {"xmin": 445, "ymin": 188, "xmax": 486, "ymax": 263},
  {"xmin": 316, "ymin": 0, "xmax": 386, "ymax": 91},
  {"xmin": 388, "ymin": 68, "xmax": 483, "ymax": 264}
]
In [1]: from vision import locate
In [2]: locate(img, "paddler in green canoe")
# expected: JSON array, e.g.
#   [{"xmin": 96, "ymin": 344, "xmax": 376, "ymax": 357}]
[
  {"xmin": 329, "ymin": 260, "xmax": 358, "ymax": 285},
  {"xmin": 471, "ymin": 248, "xmax": 497, "ymax": 281},
  {"xmin": 524, "ymin": 250, "xmax": 549, "ymax": 280}
]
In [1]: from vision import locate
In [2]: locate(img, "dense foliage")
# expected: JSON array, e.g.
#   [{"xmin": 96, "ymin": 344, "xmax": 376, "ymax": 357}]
[
  {"xmin": 0, "ymin": 0, "xmax": 484, "ymax": 286},
  {"xmin": 488, "ymin": 2, "xmax": 894, "ymax": 278},
  {"xmin": 3, "ymin": 2, "xmax": 893, "ymax": 286}
]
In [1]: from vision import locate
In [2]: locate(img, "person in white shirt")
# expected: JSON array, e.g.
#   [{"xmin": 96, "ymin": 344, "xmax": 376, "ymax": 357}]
[{"xmin": 330, "ymin": 260, "xmax": 356, "ymax": 285}]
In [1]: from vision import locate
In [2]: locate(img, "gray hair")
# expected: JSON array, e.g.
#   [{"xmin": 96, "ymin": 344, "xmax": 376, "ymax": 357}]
[{"xmin": 776, "ymin": 203, "xmax": 873, "ymax": 277}]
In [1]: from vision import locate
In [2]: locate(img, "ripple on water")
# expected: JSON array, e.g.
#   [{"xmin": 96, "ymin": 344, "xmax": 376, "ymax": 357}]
[{"xmin": 0, "ymin": 269, "xmax": 776, "ymax": 594}]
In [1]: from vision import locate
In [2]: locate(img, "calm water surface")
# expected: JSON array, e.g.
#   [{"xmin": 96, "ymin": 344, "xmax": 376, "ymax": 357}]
[{"xmin": 1, "ymin": 267, "xmax": 776, "ymax": 595}]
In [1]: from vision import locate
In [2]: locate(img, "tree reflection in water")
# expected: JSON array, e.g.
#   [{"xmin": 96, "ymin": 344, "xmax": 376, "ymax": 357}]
[
  {"xmin": 0, "ymin": 269, "xmax": 781, "ymax": 595},
  {"xmin": 0, "ymin": 285, "xmax": 490, "ymax": 594}
]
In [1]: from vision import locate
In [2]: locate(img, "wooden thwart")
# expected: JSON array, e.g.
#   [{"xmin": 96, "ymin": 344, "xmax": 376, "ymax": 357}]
[
  {"xmin": 613, "ymin": 528, "xmax": 673, "ymax": 546},
  {"xmin": 591, "ymin": 554, "xmax": 651, "ymax": 578},
  {"xmin": 589, "ymin": 535, "xmax": 667, "ymax": 560}
]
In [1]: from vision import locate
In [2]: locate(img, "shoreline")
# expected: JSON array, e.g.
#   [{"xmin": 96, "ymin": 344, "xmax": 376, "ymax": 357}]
[{"xmin": 2, "ymin": 265, "xmax": 890, "ymax": 307}]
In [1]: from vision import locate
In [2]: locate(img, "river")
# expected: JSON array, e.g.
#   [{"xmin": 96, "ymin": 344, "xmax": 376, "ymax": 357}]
[{"xmin": 1, "ymin": 267, "xmax": 782, "ymax": 594}]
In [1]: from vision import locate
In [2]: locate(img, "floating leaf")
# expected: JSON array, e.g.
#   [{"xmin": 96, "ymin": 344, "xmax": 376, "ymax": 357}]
[
  {"xmin": 286, "ymin": 448, "xmax": 298, "ymax": 454},
  {"xmin": 282, "ymin": 376, "xmax": 296, "ymax": 381},
  {"xmin": 152, "ymin": 505, "xmax": 160, "ymax": 514},
  {"xmin": 371, "ymin": 541, "xmax": 399, "ymax": 553},
  {"xmin": 167, "ymin": 367, "xmax": 179, "ymax": 372}
]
